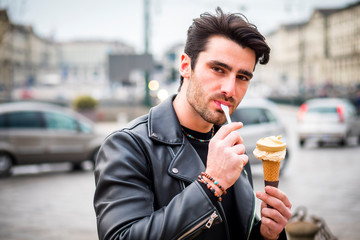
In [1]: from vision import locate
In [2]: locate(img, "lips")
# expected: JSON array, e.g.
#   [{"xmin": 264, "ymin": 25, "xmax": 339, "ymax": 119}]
[{"xmin": 214, "ymin": 100, "xmax": 231, "ymax": 110}]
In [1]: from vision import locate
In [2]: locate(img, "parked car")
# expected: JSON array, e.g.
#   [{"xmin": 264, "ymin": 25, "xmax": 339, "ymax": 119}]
[
  {"xmin": 0, "ymin": 101, "xmax": 105, "ymax": 177},
  {"xmin": 297, "ymin": 98, "xmax": 360, "ymax": 147},
  {"xmin": 231, "ymin": 97, "xmax": 290, "ymax": 172}
]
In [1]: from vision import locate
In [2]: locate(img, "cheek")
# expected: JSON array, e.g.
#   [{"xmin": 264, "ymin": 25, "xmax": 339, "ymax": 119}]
[
  {"xmin": 195, "ymin": 73, "xmax": 218, "ymax": 91},
  {"xmin": 236, "ymin": 82, "xmax": 249, "ymax": 95}
]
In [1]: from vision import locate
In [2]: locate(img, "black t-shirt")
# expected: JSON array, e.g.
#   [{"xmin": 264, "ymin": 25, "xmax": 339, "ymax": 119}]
[{"xmin": 182, "ymin": 126, "xmax": 238, "ymax": 239}]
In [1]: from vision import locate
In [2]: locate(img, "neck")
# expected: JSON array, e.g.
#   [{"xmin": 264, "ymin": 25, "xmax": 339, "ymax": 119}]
[{"xmin": 173, "ymin": 92, "xmax": 213, "ymax": 133}]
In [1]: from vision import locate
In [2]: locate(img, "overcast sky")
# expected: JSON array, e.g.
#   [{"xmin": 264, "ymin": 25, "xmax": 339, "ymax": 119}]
[{"xmin": 1, "ymin": 0, "xmax": 357, "ymax": 58}]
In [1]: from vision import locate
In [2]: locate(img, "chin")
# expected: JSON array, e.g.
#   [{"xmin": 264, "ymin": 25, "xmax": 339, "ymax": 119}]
[{"xmin": 209, "ymin": 115, "xmax": 227, "ymax": 126}]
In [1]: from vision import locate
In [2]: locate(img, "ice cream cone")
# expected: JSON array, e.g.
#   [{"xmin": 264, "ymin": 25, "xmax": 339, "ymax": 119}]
[
  {"xmin": 253, "ymin": 135, "xmax": 286, "ymax": 189},
  {"xmin": 262, "ymin": 160, "xmax": 281, "ymax": 188}
]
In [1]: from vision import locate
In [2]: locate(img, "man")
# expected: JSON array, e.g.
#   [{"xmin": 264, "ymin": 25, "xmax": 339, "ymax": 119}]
[{"xmin": 94, "ymin": 7, "xmax": 292, "ymax": 240}]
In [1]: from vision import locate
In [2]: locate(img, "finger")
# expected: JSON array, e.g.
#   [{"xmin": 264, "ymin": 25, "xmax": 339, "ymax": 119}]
[
  {"xmin": 256, "ymin": 190, "xmax": 292, "ymax": 220},
  {"xmin": 212, "ymin": 122, "xmax": 243, "ymax": 140},
  {"xmin": 223, "ymin": 130, "xmax": 243, "ymax": 146},
  {"xmin": 261, "ymin": 207, "xmax": 288, "ymax": 227},
  {"xmin": 260, "ymin": 202, "xmax": 287, "ymax": 236},
  {"xmin": 231, "ymin": 144, "xmax": 246, "ymax": 155},
  {"xmin": 239, "ymin": 154, "xmax": 249, "ymax": 168},
  {"xmin": 265, "ymin": 186, "xmax": 292, "ymax": 209},
  {"xmin": 261, "ymin": 216, "xmax": 283, "ymax": 238},
  {"xmin": 256, "ymin": 190, "xmax": 283, "ymax": 210}
]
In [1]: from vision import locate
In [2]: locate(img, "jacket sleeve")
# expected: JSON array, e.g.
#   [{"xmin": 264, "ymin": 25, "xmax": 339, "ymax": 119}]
[{"xmin": 93, "ymin": 130, "xmax": 221, "ymax": 240}]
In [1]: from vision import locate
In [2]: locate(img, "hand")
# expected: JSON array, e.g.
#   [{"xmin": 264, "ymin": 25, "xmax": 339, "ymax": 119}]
[
  {"xmin": 256, "ymin": 186, "xmax": 292, "ymax": 240},
  {"xmin": 205, "ymin": 122, "xmax": 248, "ymax": 190}
]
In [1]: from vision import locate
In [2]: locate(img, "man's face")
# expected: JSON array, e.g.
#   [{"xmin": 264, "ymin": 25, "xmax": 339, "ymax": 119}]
[{"xmin": 185, "ymin": 35, "xmax": 256, "ymax": 125}]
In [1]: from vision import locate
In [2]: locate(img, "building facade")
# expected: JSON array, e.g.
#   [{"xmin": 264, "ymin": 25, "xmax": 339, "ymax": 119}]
[
  {"xmin": 0, "ymin": 9, "xmax": 59, "ymax": 100},
  {"xmin": 58, "ymin": 40, "xmax": 134, "ymax": 84},
  {"xmin": 0, "ymin": 10, "xmax": 11, "ymax": 100},
  {"xmin": 0, "ymin": 9, "xmax": 135, "ymax": 101},
  {"xmin": 257, "ymin": 1, "xmax": 360, "ymax": 97}
]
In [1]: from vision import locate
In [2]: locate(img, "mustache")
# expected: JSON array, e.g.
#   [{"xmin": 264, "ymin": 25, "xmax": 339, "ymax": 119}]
[{"xmin": 210, "ymin": 93, "xmax": 236, "ymax": 105}]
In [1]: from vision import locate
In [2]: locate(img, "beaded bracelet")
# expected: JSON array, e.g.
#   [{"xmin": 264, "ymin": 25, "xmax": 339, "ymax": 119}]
[
  {"xmin": 201, "ymin": 172, "xmax": 227, "ymax": 195},
  {"xmin": 198, "ymin": 175, "xmax": 222, "ymax": 202}
]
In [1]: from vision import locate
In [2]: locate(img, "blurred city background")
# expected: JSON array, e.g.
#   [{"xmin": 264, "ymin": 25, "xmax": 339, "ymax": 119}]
[
  {"xmin": 0, "ymin": 0, "xmax": 360, "ymax": 239},
  {"xmin": 0, "ymin": 0, "xmax": 359, "ymax": 112}
]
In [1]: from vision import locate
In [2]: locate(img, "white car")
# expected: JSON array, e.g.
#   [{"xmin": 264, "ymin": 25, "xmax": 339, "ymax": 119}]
[
  {"xmin": 297, "ymin": 98, "xmax": 360, "ymax": 147},
  {"xmin": 231, "ymin": 98, "xmax": 290, "ymax": 172}
]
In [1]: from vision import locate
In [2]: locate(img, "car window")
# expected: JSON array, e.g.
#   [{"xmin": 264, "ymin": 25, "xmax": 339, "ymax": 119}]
[
  {"xmin": 232, "ymin": 108, "xmax": 270, "ymax": 125},
  {"xmin": 308, "ymin": 107, "xmax": 337, "ymax": 113},
  {"xmin": 344, "ymin": 102, "xmax": 356, "ymax": 116},
  {"xmin": 263, "ymin": 109, "xmax": 277, "ymax": 123},
  {"xmin": 6, "ymin": 111, "xmax": 44, "ymax": 128},
  {"xmin": 44, "ymin": 112, "xmax": 79, "ymax": 131},
  {"xmin": 78, "ymin": 121, "xmax": 92, "ymax": 133}
]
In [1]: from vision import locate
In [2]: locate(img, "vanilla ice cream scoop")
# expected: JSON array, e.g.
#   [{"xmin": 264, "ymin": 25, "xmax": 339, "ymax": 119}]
[
  {"xmin": 253, "ymin": 135, "xmax": 286, "ymax": 162},
  {"xmin": 253, "ymin": 135, "xmax": 287, "ymax": 189}
]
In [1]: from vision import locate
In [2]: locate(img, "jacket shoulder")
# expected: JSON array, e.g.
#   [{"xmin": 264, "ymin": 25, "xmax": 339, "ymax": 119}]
[{"xmin": 105, "ymin": 113, "xmax": 150, "ymax": 141}]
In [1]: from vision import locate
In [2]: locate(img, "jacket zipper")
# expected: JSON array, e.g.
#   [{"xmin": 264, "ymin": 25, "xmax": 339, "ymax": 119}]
[
  {"xmin": 180, "ymin": 178, "xmax": 255, "ymax": 240},
  {"xmin": 177, "ymin": 211, "xmax": 218, "ymax": 240},
  {"xmin": 205, "ymin": 211, "xmax": 218, "ymax": 228}
]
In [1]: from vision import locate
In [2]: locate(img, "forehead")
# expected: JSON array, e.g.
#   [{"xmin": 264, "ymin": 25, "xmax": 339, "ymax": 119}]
[{"xmin": 199, "ymin": 35, "xmax": 256, "ymax": 70}]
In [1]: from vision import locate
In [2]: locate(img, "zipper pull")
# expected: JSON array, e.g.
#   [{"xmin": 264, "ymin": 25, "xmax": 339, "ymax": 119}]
[{"xmin": 205, "ymin": 211, "xmax": 218, "ymax": 229}]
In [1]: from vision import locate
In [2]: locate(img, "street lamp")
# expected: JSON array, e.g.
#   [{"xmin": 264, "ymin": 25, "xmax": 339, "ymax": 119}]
[{"xmin": 143, "ymin": 0, "xmax": 151, "ymax": 107}]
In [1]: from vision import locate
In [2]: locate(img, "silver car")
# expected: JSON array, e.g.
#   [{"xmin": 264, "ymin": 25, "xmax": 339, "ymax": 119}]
[
  {"xmin": 231, "ymin": 97, "xmax": 290, "ymax": 172},
  {"xmin": 297, "ymin": 98, "xmax": 360, "ymax": 147},
  {"xmin": 0, "ymin": 102, "xmax": 104, "ymax": 177}
]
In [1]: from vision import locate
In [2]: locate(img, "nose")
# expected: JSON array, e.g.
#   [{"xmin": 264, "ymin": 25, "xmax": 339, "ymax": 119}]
[{"xmin": 220, "ymin": 76, "xmax": 236, "ymax": 97}]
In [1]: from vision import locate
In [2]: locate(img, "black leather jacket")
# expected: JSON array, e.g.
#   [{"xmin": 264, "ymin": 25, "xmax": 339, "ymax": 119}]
[{"xmin": 94, "ymin": 96, "xmax": 272, "ymax": 240}]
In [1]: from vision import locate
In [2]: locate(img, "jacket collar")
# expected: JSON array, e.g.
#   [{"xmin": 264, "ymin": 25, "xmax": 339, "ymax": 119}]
[
  {"xmin": 148, "ymin": 94, "xmax": 184, "ymax": 145},
  {"xmin": 148, "ymin": 95, "xmax": 205, "ymax": 182}
]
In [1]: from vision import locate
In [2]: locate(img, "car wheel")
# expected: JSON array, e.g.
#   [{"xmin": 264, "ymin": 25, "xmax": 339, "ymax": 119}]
[
  {"xmin": 339, "ymin": 132, "xmax": 350, "ymax": 146},
  {"xmin": 71, "ymin": 162, "xmax": 83, "ymax": 171},
  {"xmin": 0, "ymin": 153, "xmax": 13, "ymax": 177},
  {"xmin": 299, "ymin": 139, "xmax": 305, "ymax": 147}
]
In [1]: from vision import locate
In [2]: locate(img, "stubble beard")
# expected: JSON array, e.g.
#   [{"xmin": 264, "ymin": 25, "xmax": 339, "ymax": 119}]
[{"xmin": 186, "ymin": 75, "xmax": 230, "ymax": 126}]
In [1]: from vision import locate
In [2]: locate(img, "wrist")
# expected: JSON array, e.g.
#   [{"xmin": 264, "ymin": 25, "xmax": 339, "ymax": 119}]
[
  {"xmin": 204, "ymin": 178, "xmax": 223, "ymax": 196},
  {"xmin": 201, "ymin": 172, "xmax": 227, "ymax": 195},
  {"xmin": 197, "ymin": 174, "xmax": 223, "ymax": 202}
]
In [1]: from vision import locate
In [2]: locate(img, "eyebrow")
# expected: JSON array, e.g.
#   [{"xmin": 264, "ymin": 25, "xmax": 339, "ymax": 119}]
[{"xmin": 210, "ymin": 60, "xmax": 253, "ymax": 79}]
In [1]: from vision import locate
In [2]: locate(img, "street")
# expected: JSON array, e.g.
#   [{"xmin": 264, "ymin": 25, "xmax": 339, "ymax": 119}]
[{"xmin": 0, "ymin": 105, "xmax": 359, "ymax": 240}]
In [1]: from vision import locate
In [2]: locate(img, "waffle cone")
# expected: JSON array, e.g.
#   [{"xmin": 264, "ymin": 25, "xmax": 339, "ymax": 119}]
[{"xmin": 262, "ymin": 160, "xmax": 281, "ymax": 181}]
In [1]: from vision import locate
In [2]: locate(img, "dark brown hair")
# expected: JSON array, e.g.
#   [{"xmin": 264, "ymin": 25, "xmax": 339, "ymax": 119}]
[{"xmin": 179, "ymin": 7, "xmax": 270, "ymax": 88}]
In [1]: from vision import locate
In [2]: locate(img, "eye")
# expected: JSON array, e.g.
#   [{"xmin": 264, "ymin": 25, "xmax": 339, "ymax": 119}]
[
  {"xmin": 237, "ymin": 75, "xmax": 250, "ymax": 81},
  {"xmin": 212, "ymin": 66, "xmax": 224, "ymax": 73}
]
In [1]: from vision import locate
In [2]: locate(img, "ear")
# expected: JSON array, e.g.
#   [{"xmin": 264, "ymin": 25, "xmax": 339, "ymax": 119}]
[{"xmin": 179, "ymin": 53, "xmax": 191, "ymax": 79}]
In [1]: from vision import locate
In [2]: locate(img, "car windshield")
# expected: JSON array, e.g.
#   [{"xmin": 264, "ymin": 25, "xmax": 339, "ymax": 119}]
[{"xmin": 232, "ymin": 108, "xmax": 276, "ymax": 125}]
